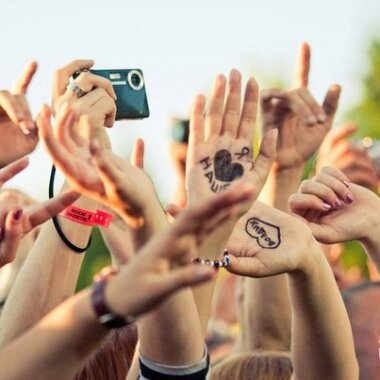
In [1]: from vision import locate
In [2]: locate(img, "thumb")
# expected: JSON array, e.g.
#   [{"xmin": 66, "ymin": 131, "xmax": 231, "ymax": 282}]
[
  {"xmin": 322, "ymin": 84, "xmax": 342, "ymax": 118},
  {"xmin": 0, "ymin": 209, "xmax": 24, "ymax": 267}
]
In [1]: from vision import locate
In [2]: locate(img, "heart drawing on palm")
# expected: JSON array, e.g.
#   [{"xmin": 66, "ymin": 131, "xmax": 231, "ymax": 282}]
[{"xmin": 214, "ymin": 150, "xmax": 244, "ymax": 182}]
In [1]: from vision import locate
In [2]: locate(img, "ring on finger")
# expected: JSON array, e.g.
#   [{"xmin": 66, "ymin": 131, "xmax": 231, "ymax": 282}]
[{"xmin": 67, "ymin": 82, "xmax": 87, "ymax": 98}]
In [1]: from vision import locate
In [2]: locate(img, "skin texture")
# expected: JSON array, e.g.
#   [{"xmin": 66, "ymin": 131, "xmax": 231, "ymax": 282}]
[
  {"xmin": 185, "ymin": 69, "xmax": 278, "ymax": 336},
  {"xmin": 224, "ymin": 200, "xmax": 358, "ymax": 380},
  {"xmin": 0, "ymin": 176, "xmax": 258, "ymax": 380},
  {"xmin": 0, "ymin": 61, "xmax": 39, "ymax": 167},
  {"xmin": 0, "ymin": 59, "xmax": 117, "ymax": 348},
  {"xmin": 289, "ymin": 165, "xmax": 380, "ymax": 272}
]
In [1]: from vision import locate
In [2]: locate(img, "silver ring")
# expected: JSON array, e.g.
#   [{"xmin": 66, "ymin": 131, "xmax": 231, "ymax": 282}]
[{"xmin": 67, "ymin": 82, "xmax": 87, "ymax": 98}]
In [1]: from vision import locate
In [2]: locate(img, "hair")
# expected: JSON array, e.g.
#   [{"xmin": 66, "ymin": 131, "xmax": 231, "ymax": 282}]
[
  {"xmin": 210, "ymin": 351, "xmax": 293, "ymax": 380},
  {"xmin": 75, "ymin": 324, "xmax": 138, "ymax": 380}
]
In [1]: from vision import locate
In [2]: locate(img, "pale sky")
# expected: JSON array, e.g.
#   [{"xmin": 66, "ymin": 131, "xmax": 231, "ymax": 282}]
[{"xmin": 1, "ymin": 0, "xmax": 380, "ymax": 202}]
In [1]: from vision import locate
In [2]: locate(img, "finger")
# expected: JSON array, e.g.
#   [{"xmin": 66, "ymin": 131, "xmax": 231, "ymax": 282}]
[
  {"xmin": 12, "ymin": 61, "xmax": 38, "ymax": 94},
  {"xmin": 174, "ymin": 182, "xmax": 256, "ymax": 236},
  {"xmin": 15, "ymin": 95, "xmax": 35, "ymax": 133},
  {"xmin": 289, "ymin": 193, "xmax": 332, "ymax": 215},
  {"xmin": 297, "ymin": 87, "xmax": 326, "ymax": 123},
  {"xmin": 322, "ymin": 84, "xmax": 341, "ymax": 118},
  {"xmin": 298, "ymin": 180, "xmax": 343, "ymax": 208},
  {"xmin": 165, "ymin": 203, "xmax": 183, "ymax": 219},
  {"xmin": 0, "ymin": 90, "xmax": 26, "ymax": 125},
  {"xmin": 55, "ymin": 106, "xmax": 79, "ymax": 152},
  {"xmin": 52, "ymin": 59, "xmax": 94, "ymax": 101},
  {"xmin": 220, "ymin": 69, "xmax": 241, "ymax": 137},
  {"xmin": 130, "ymin": 138, "xmax": 145, "ymax": 169},
  {"xmin": 260, "ymin": 88, "xmax": 287, "ymax": 113},
  {"xmin": 0, "ymin": 209, "xmax": 23, "ymax": 267},
  {"xmin": 0, "ymin": 157, "xmax": 29, "ymax": 187},
  {"xmin": 205, "ymin": 74, "xmax": 226, "ymax": 138},
  {"xmin": 28, "ymin": 190, "xmax": 80, "ymax": 228},
  {"xmin": 313, "ymin": 169, "xmax": 353, "ymax": 204},
  {"xmin": 292, "ymin": 42, "xmax": 311, "ymax": 88},
  {"xmin": 237, "ymin": 77, "xmax": 259, "ymax": 142},
  {"xmin": 76, "ymin": 88, "xmax": 116, "ymax": 128},
  {"xmin": 38, "ymin": 104, "xmax": 77, "ymax": 171},
  {"xmin": 188, "ymin": 94, "xmax": 205, "ymax": 163},
  {"xmin": 286, "ymin": 90, "xmax": 318, "ymax": 125},
  {"xmin": 252, "ymin": 129, "xmax": 278, "ymax": 186},
  {"xmin": 71, "ymin": 71, "xmax": 117, "ymax": 100},
  {"xmin": 325, "ymin": 123, "xmax": 358, "ymax": 148},
  {"xmin": 226, "ymin": 254, "xmax": 264, "ymax": 277}
]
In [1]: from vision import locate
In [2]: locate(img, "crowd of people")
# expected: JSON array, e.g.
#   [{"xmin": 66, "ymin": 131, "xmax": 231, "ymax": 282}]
[{"xmin": 0, "ymin": 42, "xmax": 378, "ymax": 379}]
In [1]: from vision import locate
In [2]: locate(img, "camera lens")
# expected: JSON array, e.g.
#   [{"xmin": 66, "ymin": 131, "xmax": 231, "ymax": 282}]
[{"xmin": 127, "ymin": 70, "xmax": 144, "ymax": 91}]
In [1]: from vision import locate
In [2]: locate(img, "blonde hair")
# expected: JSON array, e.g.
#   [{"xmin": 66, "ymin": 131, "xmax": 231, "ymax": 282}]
[{"xmin": 210, "ymin": 351, "xmax": 292, "ymax": 380}]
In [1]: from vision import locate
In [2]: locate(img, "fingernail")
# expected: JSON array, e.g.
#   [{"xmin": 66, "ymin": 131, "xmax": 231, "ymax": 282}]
[
  {"xmin": 346, "ymin": 193, "xmax": 354, "ymax": 203},
  {"xmin": 308, "ymin": 115, "xmax": 317, "ymax": 124},
  {"xmin": 343, "ymin": 179, "xmax": 350, "ymax": 188},
  {"xmin": 0, "ymin": 227, "xmax": 4, "ymax": 241},
  {"xmin": 322, "ymin": 202, "xmax": 332, "ymax": 210},
  {"xmin": 334, "ymin": 199, "xmax": 342, "ymax": 208},
  {"xmin": 317, "ymin": 113, "xmax": 327, "ymax": 122},
  {"xmin": 13, "ymin": 209, "xmax": 23, "ymax": 221}
]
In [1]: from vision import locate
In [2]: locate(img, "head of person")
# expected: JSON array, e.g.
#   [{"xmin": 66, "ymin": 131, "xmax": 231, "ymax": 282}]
[
  {"xmin": 342, "ymin": 281, "xmax": 380, "ymax": 379},
  {"xmin": 210, "ymin": 351, "xmax": 293, "ymax": 380},
  {"xmin": 75, "ymin": 324, "xmax": 138, "ymax": 380}
]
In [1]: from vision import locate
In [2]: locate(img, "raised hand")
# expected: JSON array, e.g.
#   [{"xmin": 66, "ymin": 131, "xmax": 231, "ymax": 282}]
[
  {"xmin": 226, "ymin": 200, "xmax": 317, "ymax": 277},
  {"xmin": 316, "ymin": 122, "xmax": 378, "ymax": 188},
  {"xmin": 38, "ymin": 105, "xmax": 157, "ymax": 228},
  {"xmin": 52, "ymin": 59, "xmax": 117, "ymax": 138},
  {"xmin": 186, "ymin": 69, "xmax": 277, "ymax": 205},
  {"xmin": 106, "ymin": 183, "xmax": 256, "ymax": 318},
  {"xmin": 0, "ymin": 158, "xmax": 79, "ymax": 267},
  {"xmin": 261, "ymin": 43, "xmax": 341, "ymax": 170},
  {"xmin": 289, "ymin": 165, "xmax": 380, "ymax": 245},
  {"xmin": 0, "ymin": 62, "xmax": 39, "ymax": 167}
]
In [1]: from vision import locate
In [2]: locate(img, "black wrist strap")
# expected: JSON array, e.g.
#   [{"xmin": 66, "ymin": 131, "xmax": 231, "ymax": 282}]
[{"xmin": 49, "ymin": 165, "xmax": 92, "ymax": 253}]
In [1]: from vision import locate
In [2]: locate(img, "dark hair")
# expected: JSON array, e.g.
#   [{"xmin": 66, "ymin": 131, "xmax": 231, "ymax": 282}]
[
  {"xmin": 210, "ymin": 351, "xmax": 293, "ymax": 380},
  {"xmin": 75, "ymin": 324, "xmax": 138, "ymax": 380}
]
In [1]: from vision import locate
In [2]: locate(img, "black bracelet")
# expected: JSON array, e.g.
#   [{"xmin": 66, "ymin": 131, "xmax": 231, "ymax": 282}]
[{"xmin": 49, "ymin": 165, "xmax": 92, "ymax": 253}]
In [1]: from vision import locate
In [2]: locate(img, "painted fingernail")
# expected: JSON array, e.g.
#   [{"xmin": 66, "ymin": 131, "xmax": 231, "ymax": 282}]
[
  {"xmin": 334, "ymin": 199, "xmax": 342, "ymax": 208},
  {"xmin": 322, "ymin": 202, "xmax": 332, "ymax": 210},
  {"xmin": 13, "ymin": 209, "xmax": 23, "ymax": 221},
  {"xmin": 0, "ymin": 227, "xmax": 4, "ymax": 241},
  {"xmin": 346, "ymin": 193, "xmax": 354, "ymax": 203},
  {"xmin": 308, "ymin": 115, "xmax": 317, "ymax": 124},
  {"xmin": 317, "ymin": 113, "xmax": 327, "ymax": 122},
  {"xmin": 343, "ymin": 179, "xmax": 350, "ymax": 188}
]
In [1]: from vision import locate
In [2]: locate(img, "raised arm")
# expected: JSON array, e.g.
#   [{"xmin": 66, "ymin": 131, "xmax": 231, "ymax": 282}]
[
  {"xmin": 0, "ymin": 59, "xmax": 117, "ymax": 347},
  {"xmin": 0, "ymin": 190, "xmax": 245, "ymax": 380},
  {"xmin": 185, "ymin": 69, "xmax": 277, "ymax": 336},
  {"xmin": 225, "ymin": 200, "xmax": 358, "ymax": 379}
]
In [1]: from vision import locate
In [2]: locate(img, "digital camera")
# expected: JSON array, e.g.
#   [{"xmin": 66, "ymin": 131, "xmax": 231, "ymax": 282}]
[{"xmin": 73, "ymin": 68, "xmax": 150, "ymax": 120}]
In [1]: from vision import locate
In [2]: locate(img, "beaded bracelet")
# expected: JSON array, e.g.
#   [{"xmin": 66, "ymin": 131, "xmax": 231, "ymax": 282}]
[{"xmin": 192, "ymin": 250, "xmax": 230, "ymax": 269}]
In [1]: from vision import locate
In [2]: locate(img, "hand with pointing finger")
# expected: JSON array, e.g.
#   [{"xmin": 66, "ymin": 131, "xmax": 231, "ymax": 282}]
[
  {"xmin": 0, "ymin": 61, "xmax": 39, "ymax": 167},
  {"xmin": 261, "ymin": 42, "xmax": 341, "ymax": 170}
]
